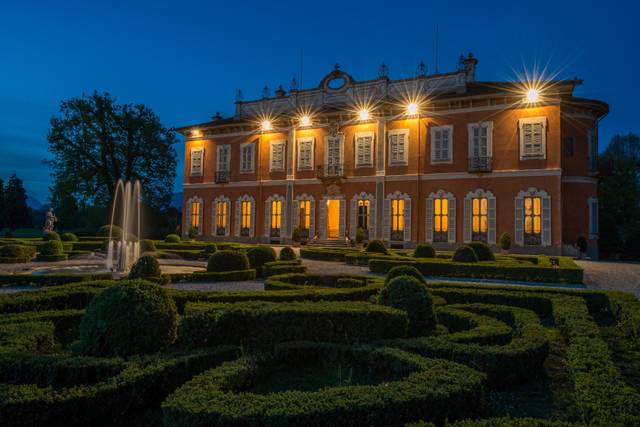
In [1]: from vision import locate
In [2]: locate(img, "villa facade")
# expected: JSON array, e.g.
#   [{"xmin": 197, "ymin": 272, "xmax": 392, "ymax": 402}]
[{"xmin": 177, "ymin": 54, "xmax": 608, "ymax": 255}]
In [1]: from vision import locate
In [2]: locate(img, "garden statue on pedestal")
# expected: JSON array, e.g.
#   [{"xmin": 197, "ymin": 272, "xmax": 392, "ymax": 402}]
[{"xmin": 43, "ymin": 208, "xmax": 57, "ymax": 233}]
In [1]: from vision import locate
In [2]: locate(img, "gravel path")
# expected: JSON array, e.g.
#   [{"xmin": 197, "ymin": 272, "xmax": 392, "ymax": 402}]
[{"xmin": 576, "ymin": 260, "xmax": 640, "ymax": 298}]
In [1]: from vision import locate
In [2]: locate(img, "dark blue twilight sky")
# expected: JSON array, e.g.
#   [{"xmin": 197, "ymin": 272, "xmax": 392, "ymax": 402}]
[{"xmin": 0, "ymin": 0, "xmax": 636, "ymax": 203}]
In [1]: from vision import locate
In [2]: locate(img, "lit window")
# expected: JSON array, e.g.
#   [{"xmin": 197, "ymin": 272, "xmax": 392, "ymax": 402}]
[
  {"xmin": 471, "ymin": 197, "xmax": 488, "ymax": 242},
  {"xmin": 433, "ymin": 198, "xmax": 449, "ymax": 242},
  {"xmin": 299, "ymin": 200, "xmax": 311, "ymax": 230},
  {"xmin": 519, "ymin": 118, "xmax": 546, "ymax": 159},
  {"xmin": 215, "ymin": 201, "xmax": 227, "ymax": 235},
  {"xmin": 523, "ymin": 196, "xmax": 541, "ymax": 245},
  {"xmin": 271, "ymin": 200, "xmax": 282, "ymax": 230},
  {"xmin": 391, "ymin": 199, "xmax": 405, "ymax": 232},
  {"xmin": 241, "ymin": 200, "xmax": 251, "ymax": 230},
  {"xmin": 190, "ymin": 201, "xmax": 201, "ymax": 229},
  {"xmin": 357, "ymin": 199, "xmax": 370, "ymax": 230}
]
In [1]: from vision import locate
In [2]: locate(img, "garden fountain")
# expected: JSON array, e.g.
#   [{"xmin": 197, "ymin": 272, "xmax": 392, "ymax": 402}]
[{"xmin": 105, "ymin": 180, "xmax": 142, "ymax": 273}]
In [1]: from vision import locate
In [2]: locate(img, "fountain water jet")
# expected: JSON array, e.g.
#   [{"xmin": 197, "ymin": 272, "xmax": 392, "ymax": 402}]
[{"xmin": 105, "ymin": 180, "xmax": 142, "ymax": 273}]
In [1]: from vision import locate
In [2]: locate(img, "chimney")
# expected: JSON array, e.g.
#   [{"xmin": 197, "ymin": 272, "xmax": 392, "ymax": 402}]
[{"xmin": 461, "ymin": 53, "xmax": 478, "ymax": 82}]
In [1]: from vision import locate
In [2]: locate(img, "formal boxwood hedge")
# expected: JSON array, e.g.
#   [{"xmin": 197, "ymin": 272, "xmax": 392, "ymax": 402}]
[
  {"xmin": 300, "ymin": 247, "xmax": 359, "ymax": 261},
  {"xmin": 43, "ymin": 231, "xmax": 61, "ymax": 241},
  {"xmin": 179, "ymin": 300, "xmax": 409, "ymax": 349},
  {"xmin": 414, "ymin": 243, "xmax": 436, "ymax": 258},
  {"xmin": 435, "ymin": 305, "xmax": 513, "ymax": 346},
  {"xmin": 128, "ymin": 255, "xmax": 162, "ymax": 280},
  {"xmin": 60, "ymin": 232, "xmax": 78, "ymax": 242},
  {"xmin": 168, "ymin": 269, "xmax": 257, "ymax": 283},
  {"xmin": 453, "ymin": 246, "xmax": 479, "ymax": 263},
  {"xmin": 468, "ymin": 242, "xmax": 495, "ymax": 261},
  {"xmin": 164, "ymin": 234, "xmax": 181, "ymax": 243},
  {"xmin": 0, "ymin": 244, "xmax": 33, "ymax": 263},
  {"xmin": 262, "ymin": 260, "xmax": 306, "ymax": 277},
  {"xmin": 385, "ymin": 265, "xmax": 427, "ymax": 285},
  {"xmin": 162, "ymin": 342, "xmax": 485, "ymax": 427},
  {"xmin": 378, "ymin": 275, "xmax": 436, "ymax": 336},
  {"xmin": 246, "ymin": 245, "xmax": 277, "ymax": 276},
  {"xmin": 0, "ymin": 273, "xmax": 112, "ymax": 288},
  {"xmin": 37, "ymin": 240, "xmax": 68, "ymax": 262},
  {"xmin": 365, "ymin": 239, "xmax": 388, "ymax": 254},
  {"xmin": 207, "ymin": 250, "xmax": 250, "ymax": 272},
  {"xmin": 279, "ymin": 246, "xmax": 296, "ymax": 261}
]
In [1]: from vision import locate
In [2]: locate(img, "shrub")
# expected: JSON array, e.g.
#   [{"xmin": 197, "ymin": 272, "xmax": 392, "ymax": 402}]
[
  {"xmin": 577, "ymin": 236, "xmax": 588, "ymax": 254},
  {"xmin": 43, "ymin": 231, "xmax": 61, "ymax": 241},
  {"xmin": 165, "ymin": 234, "xmax": 181, "ymax": 243},
  {"xmin": 0, "ymin": 244, "xmax": 28, "ymax": 259},
  {"xmin": 292, "ymin": 227, "xmax": 301, "ymax": 242},
  {"xmin": 39, "ymin": 240, "xmax": 63, "ymax": 256},
  {"xmin": 385, "ymin": 265, "xmax": 427, "ymax": 285},
  {"xmin": 500, "ymin": 233, "xmax": 512, "ymax": 250},
  {"xmin": 356, "ymin": 227, "xmax": 366, "ymax": 244},
  {"xmin": 97, "ymin": 225, "xmax": 122, "ymax": 239},
  {"xmin": 207, "ymin": 250, "xmax": 250, "ymax": 272},
  {"xmin": 203, "ymin": 243, "xmax": 217, "ymax": 254},
  {"xmin": 335, "ymin": 277, "xmax": 365, "ymax": 287},
  {"xmin": 246, "ymin": 245, "xmax": 277, "ymax": 276},
  {"xmin": 79, "ymin": 280, "xmax": 178, "ymax": 357},
  {"xmin": 414, "ymin": 243, "xmax": 436, "ymax": 258},
  {"xmin": 140, "ymin": 239, "xmax": 157, "ymax": 252},
  {"xmin": 129, "ymin": 255, "xmax": 162, "ymax": 280},
  {"xmin": 378, "ymin": 275, "xmax": 436, "ymax": 336},
  {"xmin": 365, "ymin": 239, "xmax": 388, "ymax": 254},
  {"xmin": 188, "ymin": 226, "xmax": 198, "ymax": 239},
  {"xmin": 60, "ymin": 232, "xmax": 79, "ymax": 242},
  {"xmin": 453, "ymin": 246, "xmax": 479, "ymax": 263},
  {"xmin": 468, "ymin": 241, "xmax": 495, "ymax": 261},
  {"xmin": 279, "ymin": 246, "xmax": 296, "ymax": 261}
]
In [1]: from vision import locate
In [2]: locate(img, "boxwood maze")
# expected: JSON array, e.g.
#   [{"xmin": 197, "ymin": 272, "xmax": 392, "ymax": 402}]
[{"xmin": 0, "ymin": 271, "xmax": 637, "ymax": 426}]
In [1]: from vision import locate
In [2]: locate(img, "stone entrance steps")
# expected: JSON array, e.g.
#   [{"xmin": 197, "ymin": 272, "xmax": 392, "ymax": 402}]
[{"xmin": 307, "ymin": 239, "xmax": 350, "ymax": 248}]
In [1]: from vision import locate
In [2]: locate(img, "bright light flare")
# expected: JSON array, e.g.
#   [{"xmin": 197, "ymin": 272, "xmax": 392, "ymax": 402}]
[
  {"xmin": 300, "ymin": 115, "xmax": 311, "ymax": 127},
  {"xmin": 526, "ymin": 88, "xmax": 540, "ymax": 103},
  {"xmin": 358, "ymin": 109, "xmax": 370, "ymax": 121},
  {"xmin": 261, "ymin": 119, "xmax": 272, "ymax": 131},
  {"xmin": 406, "ymin": 102, "xmax": 419, "ymax": 116}
]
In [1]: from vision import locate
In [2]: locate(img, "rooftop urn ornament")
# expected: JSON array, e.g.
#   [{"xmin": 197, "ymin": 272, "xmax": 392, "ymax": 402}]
[
  {"xmin": 275, "ymin": 85, "xmax": 286, "ymax": 98},
  {"xmin": 378, "ymin": 62, "xmax": 389, "ymax": 79},
  {"xmin": 461, "ymin": 53, "xmax": 478, "ymax": 82},
  {"xmin": 416, "ymin": 60, "xmax": 427, "ymax": 77},
  {"xmin": 262, "ymin": 85, "xmax": 270, "ymax": 99},
  {"xmin": 235, "ymin": 89, "xmax": 243, "ymax": 102},
  {"xmin": 290, "ymin": 77, "xmax": 298, "ymax": 91},
  {"xmin": 43, "ymin": 208, "xmax": 57, "ymax": 233},
  {"xmin": 213, "ymin": 112, "xmax": 222, "ymax": 121}
]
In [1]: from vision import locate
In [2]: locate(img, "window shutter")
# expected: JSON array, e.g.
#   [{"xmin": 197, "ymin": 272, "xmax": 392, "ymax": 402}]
[
  {"xmin": 185, "ymin": 201, "xmax": 192, "ymax": 239},
  {"xmin": 235, "ymin": 200, "xmax": 241, "ymax": 237},
  {"xmin": 463, "ymin": 197, "xmax": 471, "ymax": 243},
  {"xmin": 515, "ymin": 197, "xmax": 524, "ymax": 246},
  {"xmin": 264, "ymin": 200, "xmax": 271, "ymax": 237},
  {"xmin": 339, "ymin": 199, "xmax": 346, "ymax": 239},
  {"xmin": 280, "ymin": 200, "xmax": 287, "ymax": 236},
  {"xmin": 383, "ymin": 199, "xmax": 391, "ymax": 241},
  {"xmin": 349, "ymin": 199, "xmax": 357, "ymax": 239},
  {"xmin": 425, "ymin": 198, "xmax": 434, "ymax": 242},
  {"xmin": 318, "ymin": 200, "xmax": 326, "ymax": 240},
  {"xmin": 309, "ymin": 199, "xmax": 316, "ymax": 238},
  {"xmin": 197, "ymin": 201, "xmax": 204, "ymax": 236},
  {"xmin": 399, "ymin": 133, "xmax": 407, "ymax": 163},
  {"xmin": 249, "ymin": 200, "xmax": 255, "ymax": 237},
  {"xmin": 403, "ymin": 198, "xmax": 412, "ymax": 242},
  {"xmin": 542, "ymin": 195, "xmax": 551, "ymax": 246},
  {"xmin": 448, "ymin": 196, "xmax": 456, "ymax": 243},
  {"xmin": 292, "ymin": 200, "xmax": 300, "ymax": 232},
  {"xmin": 442, "ymin": 129, "xmax": 450, "ymax": 160},
  {"xmin": 369, "ymin": 198, "xmax": 376, "ymax": 240},
  {"xmin": 488, "ymin": 196, "xmax": 496, "ymax": 244},
  {"xmin": 434, "ymin": 131, "xmax": 442, "ymax": 161},
  {"xmin": 224, "ymin": 202, "xmax": 230, "ymax": 236}
]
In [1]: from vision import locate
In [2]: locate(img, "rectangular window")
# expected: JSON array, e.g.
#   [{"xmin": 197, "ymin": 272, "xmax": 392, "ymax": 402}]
[
  {"xmin": 355, "ymin": 132, "xmax": 374, "ymax": 167},
  {"xmin": 431, "ymin": 125, "xmax": 453, "ymax": 163},
  {"xmin": 471, "ymin": 197, "xmax": 488, "ymax": 243},
  {"xmin": 271, "ymin": 200, "xmax": 282, "ymax": 231},
  {"xmin": 357, "ymin": 199, "xmax": 370, "ymax": 230},
  {"xmin": 241, "ymin": 200, "xmax": 251, "ymax": 234},
  {"xmin": 240, "ymin": 142, "xmax": 255, "ymax": 173},
  {"xmin": 325, "ymin": 136, "xmax": 343, "ymax": 176},
  {"xmin": 190, "ymin": 148, "xmax": 204, "ymax": 176},
  {"xmin": 270, "ymin": 141, "xmax": 285, "ymax": 171},
  {"xmin": 297, "ymin": 138, "xmax": 314, "ymax": 170},
  {"xmin": 563, "ymin": 137, "xmax": 574, "ymax": 157},
  {"xmin": 523, "ymin": 196, "xmax": 541, "ymax": 245},
  {"xmin": 215, "ymin": 201, "xmax": 227, "ymax": 235},
  {"xmin": 433, "ymin": 197, "xmax": 449, "ymax": 242},
  {"xmin": 388, "ymin": 129, "xmax": 409, "ymax": 166},
  {"xmin": 217, "ymin": 145, "xmax": 230, "ymax": 171},
  {"xmin": 190, "ymin": 201, "xmax": 201, "ymax": 229},
  {"xmin": 519, "ymin": 118, "xmax": 546, "ymax": 159},
  {"xmin": 391, "ymin": 199, "xmax": 405, "ymax": 233}
]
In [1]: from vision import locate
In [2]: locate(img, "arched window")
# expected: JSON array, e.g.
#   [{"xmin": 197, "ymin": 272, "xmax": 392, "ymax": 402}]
[
  {"xmin": 349, "ymin": 192, "xmax": 376, "ymax": 240},
  {"xmin": 212, "ymin": 195, "xmax": 230, "ymax": 237},
  {"xmin": 185, "ymin": 196, "xmax": 203, "ymax": 237},
  {"xmin": 264, "ymin": 194, "xmax": 286, "ymax": 238},
  {"xmin": 426, "ymin": 190, "xmax": 456, "ymax": 243},
  {"xmin": 384, "ymin": 191, "xmax": 411, "ymax": 242},
  {"xmin": 293, "ymin": 194, "xmax": 315, "ymax": 239},
  {"xmin": 235, "ymin": 195, "xmax": 255, "ymax": 238},
  {"xmin": 464, "ymin": 189, "xmax": 496, "ymax": 244},
  {"xmin": 515, "ymin": 188, "xmax": 551, "ymax": 246}
]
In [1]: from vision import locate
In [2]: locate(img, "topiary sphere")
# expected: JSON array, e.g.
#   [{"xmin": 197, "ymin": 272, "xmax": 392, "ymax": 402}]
[
  {"xmin": 60, "ymin": 232, "xmax": 78, "ymax": 242},
  {"xmin": 452, "ymin": 246, "xmax": 479, "ymax": 263},
  {"xmin": 468, "ymin": 241, "xmax": 495, "ymax": 261},
  {"xmin": 378, "ymin": 275, "xmax": 436, "ymax": 336},
  {"xmin": 365, "ymin": 239, "xmax": 388, "ymax": 254},
  {"xmin": 246, "ymin": 246, "xmax": 277, "ymax": 275},
  {"xmin": 140, "ymin": 239, "xmax": 157, "ymax": 253},
  {"xmin": 0, "ymin": 244, "xmax": 27, "ymax": 259},
  {"xmin": 414, "ymin": 243, "xmax": 436, "ymax": 258},
  {"xmin": 129, "ymin": 255, "xmax": 161, "ymax": 279},
  {"xmin": 165, "ymin": 234, "xmax": 181, "ymax": 243},
  {"xmin": 279, "ymin": 246, "xmax": 296, "ymax": 261},
  {"xmin": 385, "ymin": 265, "xmax": 427, "ymax": 286},
  {"xmin": 43, "ymin": 231, "xmax": 61, "ymax": 241},
  {"xmin": 40, "ymin": 240, "xmax": 63, "ymax": 256},
  {"xmin": 207, "ymin": 250, "xmax": 250, "ymax": 272},
  {"xmin": 203, "ymin": 243, "xmax": 218, "ymax": 254},
  {"xmin": 79, "ymin": 280, "xmax": 177, "ymax": 357},
  {"xmin": 98, "ymin": 225, "xmax": 123, "ymax": 239}
]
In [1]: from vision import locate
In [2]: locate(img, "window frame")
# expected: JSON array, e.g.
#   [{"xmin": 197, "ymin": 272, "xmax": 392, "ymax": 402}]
[
  {"xmin": 239, "ymin": 141, "xmax": 255, "ymax": 174},
  {"xmin": 523, "ymin": 196, "xmax": 542, "ymax": 245},
  {"xmin": 357, "ymin": 199, "xmax": 370, "ymax": 231},
  {"xmin": 269, "ymin": 140, "xmax": 286, "ymax": 172},
  {"xmin": 217, "ymin": 144, "xmax": 231, "ymax": 172},
  {"xmin": 190, "ymin": 147, "xmax": 204, "ymax": 176},
  {"xmin": 430, "ymin": 125, "xmax": 453, "ymax": 164},
  {"xmin": 388, "ymin": 129, "xmax": 409, "ymax": 166},
  {"xmin": 467, "ymin": 122, "xmax": 493, "ymax": 158},
  {"xmin": 471, "ymin": 197, "xmax": 489, "ymax": 243},
  {"xmin": 391, "ymin": 198, "xmax": 405, "ymax": 233},
  {"xmin": 190, "ymin": 201, "xmax": 201, "ymax": 229},
  {"xmin": 297, "ymin": 137, "xmax": 315, "ymax": 171},
  {"xmin": 271, "ymin": 199, "xmax": 282, "ymax": 231},
  {"xmin": 518, "ymin": 117, "xmax": 547, "ymax": 160},
  {"xmin": 354, "ymin": 131, "xmax": 374, "ymax": 168},
  {"xmin": 433, "ymin": 197, "xmax": 449, "ymax": 242},
  {"xmin": 241, "ymin": 200, "xmax": 251, "ymax": 230}
]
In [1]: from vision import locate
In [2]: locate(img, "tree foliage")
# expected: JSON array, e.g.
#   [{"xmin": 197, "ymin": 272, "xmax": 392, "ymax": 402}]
[
  {"xmin": 4, "ymin": 174, "xmax": 31, "ymax": 230},
  {"xmin": 47, "ymin": 91, "xmax": 178, "ymax": 211}
]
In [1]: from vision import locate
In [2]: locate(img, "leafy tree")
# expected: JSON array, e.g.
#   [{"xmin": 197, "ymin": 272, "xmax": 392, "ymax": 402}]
[
  {"xmin": 47, "ymin": 91, "xmax": 177, "ymax": 211},
  {"xmin": 599, "ymin": 133, "xmax": 640, "ymax": 256},
  {"xmin": 4, "ymin": 174, "xmax": 31, "ymax": 230},
  {"xmin": 0, "ymin": 177, "xmax": 5, "ymax": 230}
]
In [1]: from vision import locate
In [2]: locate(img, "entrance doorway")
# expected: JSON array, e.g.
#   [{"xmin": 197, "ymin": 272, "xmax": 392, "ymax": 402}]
[{"xmin": 326, "ymin": 199, "xmax": 340, "ymax": 239}]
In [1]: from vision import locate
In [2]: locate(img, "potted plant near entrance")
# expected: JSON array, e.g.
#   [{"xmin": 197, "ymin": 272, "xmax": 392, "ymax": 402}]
[
  {"xmin": 355, "ymin": 228, "xmax": 366, "ymax": 248},
  {"xmin": 500, "ymin": 232, "xmax": 512, "ymax": 254},
  {"xmin": 292, "ymin": 227, "xmax": 302, "ymax": 247}
]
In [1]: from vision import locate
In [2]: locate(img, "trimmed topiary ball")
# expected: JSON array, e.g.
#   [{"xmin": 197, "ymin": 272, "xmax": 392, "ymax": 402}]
[
  {"xmin": 414, "ymin": 243, "xmax": 436, "ymax": 258},
  {"xmin": 129, "ymin": 255, "xmax": 161, "ymax": 279},
  {"xmin": 279, "ymin": 246, "xmax": 296, "ymax": 261},
  {"xmin": 203, "ymin": 243, "xmax": 218, "ymax": 254},
  {"xmin": 385, "ymin": 265, "xmax": 426, "ymax": 286},
  {"xmin": 39, "ymin": 240, "xmax": 63, "ymax": 256},
  {"xmin": 98, "ymin": 225, "xmax": 123, "ymax": 239},
  {"xmin": 500, "ymin": 233, "xmax": 512, "ymax": 251},
  {"xmin": 378, "ymin": 275, "xmax": 436, "ymax": 336},
  {"xmin": 365, "ymin": 239, "xmax": 388, "ymax": 254},
  {"xmin": 246, "ymin": 245, "xmax": 277, "ymax": 276},
  {"xmin": 140, "ymin": 239, "xmax": 157, "ymax": 252},
  {"xmin": 468, "ymin": 241, "xmax": 495, "ymax": 261},
  {"xmin": 207, "ymin": 250, "xmax": 250, "ymax": 272},
  {"xmin": 452, "ymin": 245, "xmax": 479, "ymax": 263},
  {"xmin": 165, "ymin": 234, "xmax": 181, "ymax": 243},
  {"xmin": 43, "ymin": 231, "xmax": 61, "ymax": 241},
  {"xmin": 0, "ymin": 244, "xmax": 28, "ymax": 259},
  {"xmin": 60, "ymin": 232, "xmax": 78, "ymax": 242},
  {"xmin": 79, "ymin": 280, "xmax": 177, "ymax": 357}
]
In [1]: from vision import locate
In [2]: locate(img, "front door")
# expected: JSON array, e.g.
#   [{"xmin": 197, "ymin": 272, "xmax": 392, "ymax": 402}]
[{"xmin": 326, "ymin": 199, "xmax": 340, "ymax": 239}]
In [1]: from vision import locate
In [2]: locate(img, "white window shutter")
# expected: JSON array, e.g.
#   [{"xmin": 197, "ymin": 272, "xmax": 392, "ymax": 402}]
[
  {"xmin": 318, "ymin": 201, "xmax": 326, "ymax": 240},
  {"xmin": 425, "ymin": 198, "xmax": 434, "ymax": 242},
  {"xmin": 488, "ymin": 196, "xmax": 496, "ymax": 244},
  {"xmin": 463, "ymin": 197, "xmax": 471, "ymax": 243},
  {"xmin": 542, "ymin": 195, "xmax": 551, "ymax": 246},
  {"xmin": 264, "ymin": 200, "xmax": 271, "ymax": 237},
  {"xmin": 349, "ymin": 199, "xmax": 357, "ymax": 239},
  {"xmin": 235, "ymin": 200, "xmax": 240, "ymax": 237},
  {"xmin": 403, "ymin": 198, "xmax": 412, "ymax": 242},
  {"xmin": 249, "ymin": 200, "xmax": 255, "ymax": 237},
  {"xmin": 383, "ymin": 199, "xmax": 391, "ymax": 241},
  {"xmin": 339, "ymin": 200, "xmax": 346, "ymax": 239},
  {"xmin": 369, "ymin": 198, "xmax": 376, "ymax": 240},
  {"xmin": 515, "ymin": 197, "xmax": 524, "ymax": 246},
  {"xmin": 309, "ymin": 199, "xmax": 316, "ymax": 238},
  {"xmin": 448, "ymin": 197, "xmax": 456, "ymax": 243},
  {"xmin": 185, "ymin": 202, "xmax": 192, "ymax": 238},
  {"xmin": 292, "ymin": 200, "xmax": 300, "ymax": 231},
  {"xmin": 197, "ymin": 201, "xmax": 204, "ymax": 236},
  {"xmin": 281, "ymin": 201, "xmax": 287, "ymax": 236},
  {"xmin": 224, "ymin": 202, "xmax": 230, "ymax": 237}
]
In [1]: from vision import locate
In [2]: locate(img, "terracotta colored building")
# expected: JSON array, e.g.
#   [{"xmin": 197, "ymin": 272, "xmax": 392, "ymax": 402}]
[{"xmin": 177, "ymin": 55, "xmax": 607, "ymax": 255}]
